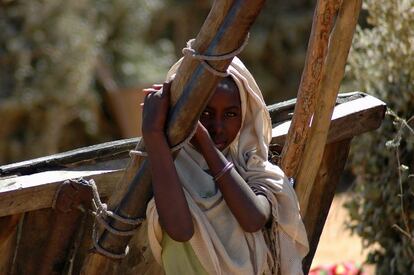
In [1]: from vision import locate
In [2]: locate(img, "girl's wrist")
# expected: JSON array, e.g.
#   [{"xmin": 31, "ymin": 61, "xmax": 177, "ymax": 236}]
[{"xmin": 143, "ymin": 131, "xmax": 167, "ymax": 147}]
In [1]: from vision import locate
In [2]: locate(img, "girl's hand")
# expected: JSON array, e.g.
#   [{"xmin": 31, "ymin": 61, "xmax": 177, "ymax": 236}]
[
  {"xmin": 142, "ymin": 82, "xmax": 171, "ymax": 138},
  {"xmin": 190, "ymin": 121, "xmax": 211, "ymax": 151}
]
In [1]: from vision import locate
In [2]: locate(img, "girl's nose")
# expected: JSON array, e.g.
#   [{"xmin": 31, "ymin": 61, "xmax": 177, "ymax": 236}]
[{"xmin": 212, "ymin": 117, "xmax": 224, "ymax": 135}]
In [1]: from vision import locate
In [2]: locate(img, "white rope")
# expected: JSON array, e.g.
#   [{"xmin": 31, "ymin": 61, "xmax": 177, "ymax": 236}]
[
  {"xmin": 89, "ymin": 179, "xmax": 143, "ymax": 226},
  {"xmin": 182, "ymin": 33, "xmax": 250, "ymax": 77},
  {"xmin": 91, "ymin": 224, "xmax": 130, "ymax": 259},
  {"xmin": 64, "ymin": 178, "xmax": 144, "ymax": 259}
]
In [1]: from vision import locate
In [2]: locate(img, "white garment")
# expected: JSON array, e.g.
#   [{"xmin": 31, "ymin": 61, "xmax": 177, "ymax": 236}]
[{"xmin": 147, "ymin": 57, "xmax": 309, "ymax": 274}]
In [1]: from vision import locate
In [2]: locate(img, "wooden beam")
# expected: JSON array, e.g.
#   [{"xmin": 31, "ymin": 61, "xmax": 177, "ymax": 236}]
[
  {"xmin": 280, "ymin": 0, "xmax": 340, "ymax": 178},
  {"xmin": 271, "ymin": 94, "xmax": 385, "ymax": 145},
  {"xmin": 301, "ymin": 138, "xmax": 352, "ymax": 273},
  {"xmin": 295, "ymin": 0, "xmax": 362, "ymax": 218},
  {"xmin": 0, "ymin": 159, "xmax": 127, "ymax": 217},
  {"xmin": 0, "ymin": 138, "xmax": 136, "ymax": 177}
]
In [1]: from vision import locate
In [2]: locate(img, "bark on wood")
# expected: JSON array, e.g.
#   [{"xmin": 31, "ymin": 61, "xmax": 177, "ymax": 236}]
[
  {"xmin": 301, "ymin": 139, "xmax": 352, "ymax": 274},
  {"xmin": 81, "ymin": 1, "xmax": 266, "ymax": 273},
  {"xmin": 280, "ymin": 0, "xmax": 340, "ymax": 178},
  {"xmin": 295, "ymin": 0, "xmax": 362, "ymax": 217}
]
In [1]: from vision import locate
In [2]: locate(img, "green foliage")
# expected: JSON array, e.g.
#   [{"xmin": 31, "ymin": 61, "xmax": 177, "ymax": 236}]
[
  {"xmin": 0, "ymin": 0, "xmax": 315, "ymax": 164},
  {"xmin": 345, "ymin": 0, "xmax": 414, "ymax": 273},
  {"xmin": 0, "ymin": 0, "xmax": 174, "ymax": 163}
]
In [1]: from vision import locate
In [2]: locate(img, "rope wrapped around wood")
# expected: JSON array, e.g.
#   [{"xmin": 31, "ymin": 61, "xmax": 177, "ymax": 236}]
[
  {"xmin": 62, "ymin": 178, "xmax": 143, "ymax": 259},
  {"xmin": 130, "ymin": 36, "xmax": 249, "ymax": 157},
  {"xmin": 182, "ymin": 33, "xmax": 250, "ymax": 77}
]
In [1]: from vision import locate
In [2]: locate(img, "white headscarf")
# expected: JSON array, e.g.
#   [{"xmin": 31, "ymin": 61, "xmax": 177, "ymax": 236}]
[{"xmin": 146, "ymin": 57, "xmax": 308, "ymax": 274}]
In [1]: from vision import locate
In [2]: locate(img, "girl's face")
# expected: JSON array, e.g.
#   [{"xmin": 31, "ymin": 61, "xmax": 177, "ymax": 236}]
[{"xmin": 200, "ymin": 78, "xmax": 242, "ymax": 151}]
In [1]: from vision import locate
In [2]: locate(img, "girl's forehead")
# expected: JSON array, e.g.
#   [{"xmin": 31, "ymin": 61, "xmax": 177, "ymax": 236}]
[
  {"xmin": 210, "ymin": 84, "xmax": 241, "ymax": 108},
  {"xmin": 217, "ymin": 76, "xmax": 238, "ymax": 92}
]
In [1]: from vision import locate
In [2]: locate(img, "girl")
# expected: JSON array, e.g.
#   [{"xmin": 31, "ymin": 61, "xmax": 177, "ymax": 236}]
[{"xmin": 142, "ymin": 58, "xmax": 308, "ymax": 274}]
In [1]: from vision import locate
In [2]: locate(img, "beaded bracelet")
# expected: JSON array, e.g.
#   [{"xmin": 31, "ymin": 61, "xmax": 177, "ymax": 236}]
[{"xmin": 213, "ymin": 161, "xmax": 234, "ymax": 182}]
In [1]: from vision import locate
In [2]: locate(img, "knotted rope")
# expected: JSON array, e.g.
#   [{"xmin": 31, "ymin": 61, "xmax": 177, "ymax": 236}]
[
  {"xmin": 182, "ymin": 33, "xmax": 250, "ymax": 77},
  {"xmin": 130, "ymin": 35, "xmax": 249, "ymax": 157},
  {"xmin": 60, "ymin": 178, "xmax": 143, "ymax": 259}
]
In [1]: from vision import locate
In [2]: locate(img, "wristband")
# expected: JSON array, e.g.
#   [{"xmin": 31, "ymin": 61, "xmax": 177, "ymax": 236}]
[{"xmin": 213, "ymin": 161, "xmax": 234, "ymax": 182}]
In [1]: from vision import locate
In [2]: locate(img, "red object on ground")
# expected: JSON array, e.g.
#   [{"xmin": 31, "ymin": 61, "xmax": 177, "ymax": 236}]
[{"xmin": 309, "ymin": 262, "xmax": 365, "ymax": 275}]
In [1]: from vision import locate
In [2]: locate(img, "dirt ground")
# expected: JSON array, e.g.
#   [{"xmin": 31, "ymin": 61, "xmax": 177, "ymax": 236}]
[{"xmin": 310, "ymin": 193, "xmax": 376, "ymax": 274}]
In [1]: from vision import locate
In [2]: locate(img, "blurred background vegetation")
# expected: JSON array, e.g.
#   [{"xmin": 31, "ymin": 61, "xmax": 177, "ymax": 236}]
[
  {"xmin": 0, "ymin": 0, "xmax": 413, "ymax": 273},
  {"xmin": 0, "ymin": 0, "xmax": 314, "ymax": 164},
  {"xmin": 344, "ymin": 0, "xmax": 414, "ymax": 273}
]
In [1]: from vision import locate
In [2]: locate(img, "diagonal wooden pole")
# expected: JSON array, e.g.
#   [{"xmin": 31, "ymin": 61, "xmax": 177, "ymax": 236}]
[
  {"xmin": 80, "ymin": 1, "xmax": 266, "ymax": 274},
  {"xmin": 280, "ymin": 0, "xmax": 340, "ymax": 178},
  {"xmin": 295, "ymin": 0, "xmax": 362, "ymax": 218}
]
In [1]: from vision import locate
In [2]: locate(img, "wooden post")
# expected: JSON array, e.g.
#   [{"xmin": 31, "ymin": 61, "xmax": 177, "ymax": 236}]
[
  {"xmin": 280, "ymin": 0, "xmax": 340, "ymax": 178},
  {"xmin": 295, "ymin": 0, "xmax": 362, "ymax": 217},
  {"xmin": 301, "ymin": 138, "xmax": 352, "ymax": 273},
  {"xmin": 81, "ymin": 1, "xmax": 266, "ymax": 273}
]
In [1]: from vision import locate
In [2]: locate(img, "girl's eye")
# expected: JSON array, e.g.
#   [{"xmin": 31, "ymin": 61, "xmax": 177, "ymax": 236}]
[
  {"xmin": 202, "ymin": 110, "xmax": 211, "ymax": 117},
  {"xmin": 225, "ymin": 112, "xmax": 237, "ymax": 118}
]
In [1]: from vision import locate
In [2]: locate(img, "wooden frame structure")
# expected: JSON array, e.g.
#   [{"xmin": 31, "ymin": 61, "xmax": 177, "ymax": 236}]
[{"xmin": 0, "ymin": 92, "xmax": 385, "ymax": 274}]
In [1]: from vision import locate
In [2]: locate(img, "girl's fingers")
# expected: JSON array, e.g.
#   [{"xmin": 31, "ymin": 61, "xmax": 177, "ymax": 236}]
[
  {"xmin": 152, "ymin": 84, "xmax": 163, "ymax": 90},
  {"xmin": 142, "ymin": 88, "xmax": 158, "ymax": 96},
  {"xmin": 161, "ymin": 81, "xmax": 172, "ymax": 97}
]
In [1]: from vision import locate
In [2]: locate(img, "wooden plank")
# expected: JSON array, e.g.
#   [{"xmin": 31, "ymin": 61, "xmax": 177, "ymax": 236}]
[
  {"xmin": 0, "ymin": 138, "xmax": 137, "ymax": 177},
  {"xmin": 0, "ymin": 159, "xmax": 127, "ymax": 217},
  {"xmin": 271, "ymin": 94, "xmax": 385, "ymax": 145},
  {"xmin": 0, "ymin": 214, "xmax": 21, "ymax": 244},
  {"xmin": 0, "ymin": 216, "xmax": 20, "ymax": 274},
  {"xmin": 12, "ymin": 209, "xmax": 54, "ymax": 275},
  {"xmin": 267, "ymin": 92, "xmax": 364, "ymax": 125},
  {"xmin": 301, "ymin": 139, "xmax": 352, "ymax": 273}
]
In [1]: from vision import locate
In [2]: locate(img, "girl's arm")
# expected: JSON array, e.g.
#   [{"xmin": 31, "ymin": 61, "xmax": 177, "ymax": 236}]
[
  {"xmin": 142, "ymin": 82, "xmax": 194, "ymax": 242},
  {"xmin": 191, "ymin": 123, "xmax": 271, "ymax": 232}
]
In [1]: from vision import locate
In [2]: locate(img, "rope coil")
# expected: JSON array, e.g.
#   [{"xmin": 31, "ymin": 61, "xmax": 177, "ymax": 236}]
[
  {"xmin": 61, "ymin": 178, "xmax": 143, "ymax": 259},
  {"xmin": 182, "ymin": 33, "xmax": 250, "ymax": 77}
]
